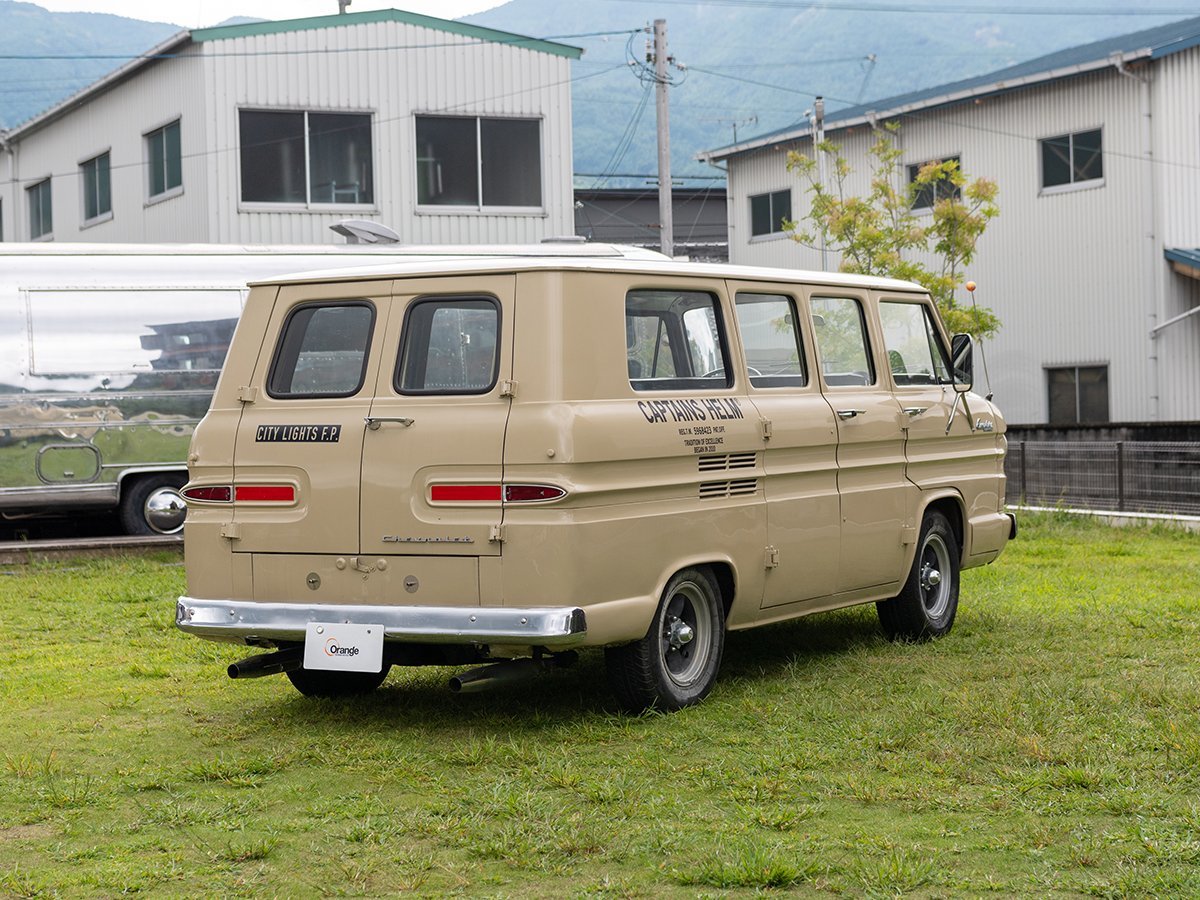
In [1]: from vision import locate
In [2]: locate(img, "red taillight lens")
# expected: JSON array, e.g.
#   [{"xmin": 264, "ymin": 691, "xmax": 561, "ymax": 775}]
[
  {"xmin": 181, "ymin": 485, "xmax": 232, "ymax": 503},
  {"xmin": 234, "ymin": 485, "xmax": 296, "ymax": 503},
  {"xmin": 504, "ymin": 484, "xmax": 567, "ymax": 503},
  {"xmin": 430, "ymin": 484, "xmax": 503, "ymax": 502}
]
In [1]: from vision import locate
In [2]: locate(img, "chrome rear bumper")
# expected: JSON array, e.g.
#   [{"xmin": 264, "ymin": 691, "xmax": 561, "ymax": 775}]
[{"xmin": 176, "ymin": 597, "xmax": 588, "ymax": 648}]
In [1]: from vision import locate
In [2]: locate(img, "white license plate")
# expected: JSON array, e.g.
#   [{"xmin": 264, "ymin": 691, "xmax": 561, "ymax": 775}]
[{"xmin": 303, "ymin": 622, "xmax": 384, "ymax": 673}]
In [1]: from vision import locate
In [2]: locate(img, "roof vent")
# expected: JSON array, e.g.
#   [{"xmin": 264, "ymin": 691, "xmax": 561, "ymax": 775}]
[{"xmin": 330, "ymin": 219, "xmax": 401, "ymax": 244}]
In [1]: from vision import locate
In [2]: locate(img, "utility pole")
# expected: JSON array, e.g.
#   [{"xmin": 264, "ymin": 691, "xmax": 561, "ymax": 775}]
[
  {"xmin": 814, "ymin": 96, "xmax": 827, "ymax": 272},
  {"xmin": 653, "ymin": 19, "xmax": 674, "ymax": 259}
]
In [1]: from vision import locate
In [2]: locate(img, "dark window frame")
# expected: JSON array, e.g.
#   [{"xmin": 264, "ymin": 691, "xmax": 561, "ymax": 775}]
[
  {"xmin": 749, "ymin": 189, "xmax": 791, "ymax": 237},
  {"xmin": 733, "ymin": 291, "xmax": 809, "ymax": 388},
  {"xmin": 238, "ymin": 108, "xmax": 376, "ymax": 207},
  {"xmin": 414, "ymin": 114, "xmax": 543, "ymax": 210},
  {"xmin": 27, "ymin": 178, "xmax": 52, "ymax": 240},
  {"xmin": 145, "ymin": 119, "xmax": 182, "ymax": 200},
  {"xmin": 266, "ymin": 300, "xmax": 377, "ymax": 400},
  {"xmin": 1046, "ymin": 364, "xmax": 1109, "ymax": 424},
  {"xmin": 626, "ymin": 289, "xmax": 734, "ymax": 392},
  {"xmin": 906, "ymin": 155, "xmax": 962, "ymax": 211},
  {"xmin": 394, "ymin": 295, "xmax": 502, "ymax": 396},
  {"xmin": 81, "ymin": 151, "xmax": 112, "ymax": 224},
  {"xmin": 1040, "ymin": 128, "xmax": 1103, "ymax": 192}
]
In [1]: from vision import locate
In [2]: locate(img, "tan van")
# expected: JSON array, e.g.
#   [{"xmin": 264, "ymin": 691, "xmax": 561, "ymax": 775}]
[{"xmin": 176, "ymin": 256, "xmax": 1016, "ymax": 711}]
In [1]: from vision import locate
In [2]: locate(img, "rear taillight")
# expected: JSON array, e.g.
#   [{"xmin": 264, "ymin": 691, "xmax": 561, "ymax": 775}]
[
  {"xmin": 504, "ymin": 484, "xmax": 567, "ymax": 503},
  {"xmin": 181, "ymin": 485, "xmax": 232, "ymax": 503},
  {"xmin": 234, "ymin": 485, "xmax": 296, "ymax": 503},
  {"xmin": 429, "ymin": 483, "xmax": 566, "ymax": 504},
  {"xmin": 180, "ymin": 485, "xmax": 296, "ymax": 503}
]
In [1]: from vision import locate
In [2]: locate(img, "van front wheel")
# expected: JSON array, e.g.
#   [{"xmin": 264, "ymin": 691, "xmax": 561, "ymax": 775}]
[
  {"xmin": 877, "ymin": 510, "xmax": 960, "ymax": 641},
  {"xmin": 605, "ymin": 567, "xmax": 725, "ymax": 713}
]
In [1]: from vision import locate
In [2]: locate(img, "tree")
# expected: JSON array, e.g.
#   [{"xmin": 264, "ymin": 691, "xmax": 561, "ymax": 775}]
[{"xmin": 785, "ymin": 122, "xmax": 1000, "ymax": 339}]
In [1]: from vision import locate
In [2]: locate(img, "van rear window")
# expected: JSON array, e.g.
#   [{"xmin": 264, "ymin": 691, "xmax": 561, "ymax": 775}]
[
  {"xmin": 267, "ymin": 301, "xmax": 375, "ymax": 398},
  {"xmin": 626, "ymin": 290, "xmax": 731, "ymax": 391},
  {"xmin": 396, "ymin": 297, "xmax": 499, "ymax": 394}
]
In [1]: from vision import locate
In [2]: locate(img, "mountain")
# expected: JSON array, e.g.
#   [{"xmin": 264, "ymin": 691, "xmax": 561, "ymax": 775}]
[
  {"xmin": 465, "ymin": 0, "xmax": 1189, "ymax": 184},
  {"xmin": 1, "ymin": 0, "xmax": 1189, "ymax": 186},
  {"xmin": 0, "ymin": 1, "xmax": 178, "ymax": 130}
]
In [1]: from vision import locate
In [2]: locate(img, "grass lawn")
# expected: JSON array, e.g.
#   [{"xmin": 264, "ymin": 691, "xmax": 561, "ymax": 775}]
[{"xmin": 1, "ymin": 513, "xmax": 1197, "ymax": 897}]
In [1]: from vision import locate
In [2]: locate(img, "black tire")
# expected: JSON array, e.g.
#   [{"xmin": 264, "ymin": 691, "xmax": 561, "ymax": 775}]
[
  {"xmin": 877, "ymin": 510, "xmax": 960, "ymax": 641},
  {"xmin": 605, "ymin": 566, "xmax": 725, "ymax": 713},
  {"xmin": 118, "ymin": 473, "xmax": 188, "ymax": 536},
  {"xmin": 286, "ymin": 665, "xmax": 392, "ymax": 698}
]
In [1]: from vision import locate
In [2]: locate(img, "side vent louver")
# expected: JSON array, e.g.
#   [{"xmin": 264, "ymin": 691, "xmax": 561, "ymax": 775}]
[
  {"xmin": 698, "ymin": 452, "xmax": 758, "ymax": 472},
  {"xmin": 699, "ymin": 478, "xmax": 759, "ymax": 500}
]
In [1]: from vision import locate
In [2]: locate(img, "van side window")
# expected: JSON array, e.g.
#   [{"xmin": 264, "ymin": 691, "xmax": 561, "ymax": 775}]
[
  {"xmin": 879, "ymin": 301, "xmax": 950, "ymax": 386},
  {"xmin": 734, "ymin": 292, "xmax": 807, "ymax": 388},
  {"xmin": 396, "ymin": 297, "xmax": 499, "ymax": 394},
  {"xmin": 267, "ymin": 301, "xmax": 374, "ymax": 398},
  {"xmin": 626, "ymin": 290, "xmax": 730, "ymax": 391},
  {"xmin": 810, "ymin": 296, "xmax": 875, "ymax": 386}
]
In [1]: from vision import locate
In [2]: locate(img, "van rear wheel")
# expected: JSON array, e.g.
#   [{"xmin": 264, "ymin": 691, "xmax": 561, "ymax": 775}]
[
  {"xmin": 286, "ymin": 666, "xmax": 392, "ymax": 698},
  {"xmin": 605, "ymin": 566, "xmax": 725, "ymax": 713},
  {"xmin": 877, "ymin": 510, "xmax": 960, "ymax": 641}
]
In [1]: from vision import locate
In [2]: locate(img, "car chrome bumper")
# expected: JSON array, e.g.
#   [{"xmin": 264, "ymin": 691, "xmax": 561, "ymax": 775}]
[{"xmin": 176, "ymin": 597, "xmax": 588, "ymax": 647}]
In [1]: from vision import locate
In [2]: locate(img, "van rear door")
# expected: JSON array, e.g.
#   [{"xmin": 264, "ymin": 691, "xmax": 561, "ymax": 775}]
[
  {"xmin": 230, "ymin": 281, "xmax": 390, "ymax": 555},
  {"xmin": 359, "ymin": 276, "xmax": 515, "ymax": 559}
]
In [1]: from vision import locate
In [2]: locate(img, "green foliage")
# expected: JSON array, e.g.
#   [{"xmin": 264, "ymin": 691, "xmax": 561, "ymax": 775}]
[{"xmin": 787, "ymin": 124, "xmax": 1001, "ymax": 339}]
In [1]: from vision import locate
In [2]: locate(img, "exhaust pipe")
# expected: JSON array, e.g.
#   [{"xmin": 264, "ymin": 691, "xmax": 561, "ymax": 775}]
[
  {"xmin": 448, "ymin": 651, "xmax": 577, "ymax": 694},
  {"xmin": 449, "ymin": 658, "xmax": 541, "ymax": 694},
  {"xmin": 227, "ymin": 647, "xmax": 303, "ymax": 679}
]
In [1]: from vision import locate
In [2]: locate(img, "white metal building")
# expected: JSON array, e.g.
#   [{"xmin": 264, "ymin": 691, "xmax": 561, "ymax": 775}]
[
  {"xmin": 702, "ymin": 18, "xmax": 1200, "ymax": 425},
  {"xmin": 0, "ymin": 10, "xmax": 580, "ymax": 247}
]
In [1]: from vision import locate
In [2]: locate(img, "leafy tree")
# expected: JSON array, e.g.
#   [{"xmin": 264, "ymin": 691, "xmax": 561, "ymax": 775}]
[{"xmin": 785, "ymin": 123, "xmax": 1000, "ymax": 338}]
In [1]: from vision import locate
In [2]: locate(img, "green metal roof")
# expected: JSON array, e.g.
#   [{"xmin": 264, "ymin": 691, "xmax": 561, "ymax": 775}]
[{"xmin": 191, "ymin": 9, "xmax": 583, "ymax": 60}]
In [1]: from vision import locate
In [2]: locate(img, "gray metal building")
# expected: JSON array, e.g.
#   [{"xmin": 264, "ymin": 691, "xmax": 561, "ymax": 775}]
[
  {"xmin": 0, "ymin": 10, "xmax": 580, "ymax": 246},
  {"xmin": 702, "ymin": 17, "xmax": 1200, "ymax": 425}
]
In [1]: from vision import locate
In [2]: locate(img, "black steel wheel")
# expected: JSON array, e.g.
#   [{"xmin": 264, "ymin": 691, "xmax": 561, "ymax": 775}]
[
  {"xmin": 877, "ymin": 510, "xmax": 960, "ymax": 641},
  {"xmin": 118, "ymin": 473, "xmax": 188, "ymax": 536},
  {"xmin": 605, "ymin": 566, "xmax": 725, "ymax": 712}
]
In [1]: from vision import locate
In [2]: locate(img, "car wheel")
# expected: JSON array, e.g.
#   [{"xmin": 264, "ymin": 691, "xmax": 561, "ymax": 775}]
[
  {"xmin": 286, "ymin": 666, "xmax": 392, "ymax": 698},
  {"xmin": 119, "ymin": 473, "xmax": 188, "ymax": 536},
  {"xmin": 877, "ymin": 510, "xmax": 960, "ymax": 641},
  {"xmin": 605, "ymin": 566, "xmax": 725, "ymax": 712}
]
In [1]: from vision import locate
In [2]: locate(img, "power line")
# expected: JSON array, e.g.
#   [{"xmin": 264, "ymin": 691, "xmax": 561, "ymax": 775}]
[{"xmin": 599, "ymin": 0, "xmax": 1198, "ymax": 15}]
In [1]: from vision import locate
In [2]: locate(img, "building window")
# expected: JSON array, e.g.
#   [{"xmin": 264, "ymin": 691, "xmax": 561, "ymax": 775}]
[
  {"xmin": 146, "ymin": 120, "xmax": 182, "ymax": 199},
  {"xmin": 1047, "ymin": 365, "xmax": 1109, "ymax": 423},
  {"xmin": 1041, "ymin": 129, "xmax": 1102, "ymax": 191},
  {"xmin": 907, "ymin": 156, "xmax": 961, "ymax": 210},
  {"xmin": 415, "ymin": 115, "xmax": 542, "ymax": 208},
  {"xmin": 239, "ymin": 110, "xmax": 374, "ymax": 205},
  {"xmin": 749, "ymin": 189, "xmax": 791, "ymax": 237},
  {"xmin": 27, "ymin": 179, "xmax": 52, "ymax": 239},
  {"xmin": 81, "ymin": 152, "xmax": 112, "ymax": 224}
]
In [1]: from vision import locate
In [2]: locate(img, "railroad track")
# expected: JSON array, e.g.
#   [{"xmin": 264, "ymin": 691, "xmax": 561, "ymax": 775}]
[{"xmin": 0, "ymin": 534, "xmax": 182, "ymax": 565}]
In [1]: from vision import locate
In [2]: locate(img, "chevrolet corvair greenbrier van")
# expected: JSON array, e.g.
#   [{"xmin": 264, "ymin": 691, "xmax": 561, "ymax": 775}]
[{"xmin": 177, "ymin": 256, "xmax": 1015, "ymax": 711}]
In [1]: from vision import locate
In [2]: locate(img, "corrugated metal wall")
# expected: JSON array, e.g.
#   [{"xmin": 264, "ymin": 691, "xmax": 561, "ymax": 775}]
[
  {"xmin": 727, "ymin": 61, "xmax": 1200, "ymax": 424},
  {"xmin": 200, "ymin": 20, "xmax": 575, "ymax": 245},
  {"xmin": 6, "ymin": 49, "xmax": 210, "ymax": 243}
]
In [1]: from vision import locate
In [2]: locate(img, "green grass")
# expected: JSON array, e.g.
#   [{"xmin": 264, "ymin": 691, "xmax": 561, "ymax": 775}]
[{"xmin": 1, "ymin": 514, "xmax": 1198, "ymax": 897}]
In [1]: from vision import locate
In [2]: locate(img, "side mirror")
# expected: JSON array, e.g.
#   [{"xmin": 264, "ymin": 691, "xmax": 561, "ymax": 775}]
[{"xmin": 951, "ymin": 333, "xmax": 974, "ymax": 393}]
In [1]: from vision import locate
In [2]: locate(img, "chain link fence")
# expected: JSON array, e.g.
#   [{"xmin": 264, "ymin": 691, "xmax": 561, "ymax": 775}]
[{"xmin": 1005, "ymin": 441, "xmax": 1200, "ymax": 515}]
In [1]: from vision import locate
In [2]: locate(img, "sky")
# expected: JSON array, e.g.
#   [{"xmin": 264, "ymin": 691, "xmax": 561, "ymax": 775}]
[{"xmin": 26, "ymin": 0, "xmax": 503, "ymax": 28}]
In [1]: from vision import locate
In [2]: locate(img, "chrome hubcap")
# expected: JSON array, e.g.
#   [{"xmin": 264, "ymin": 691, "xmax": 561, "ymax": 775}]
[{"xmin": 145, "ymin": 487, "xmax": 187, "ymax": 534}]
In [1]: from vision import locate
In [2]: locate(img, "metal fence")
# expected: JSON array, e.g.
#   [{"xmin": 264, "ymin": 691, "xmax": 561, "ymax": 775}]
[{"xmin": 1005, "ymin": 441, "xmax": 1200, "ymax": 516}]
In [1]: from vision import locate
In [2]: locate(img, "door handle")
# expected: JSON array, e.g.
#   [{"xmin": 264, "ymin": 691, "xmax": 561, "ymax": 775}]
[
  {"xmin": 836, "ymin": 409, "xmax": 866, "ymax": 420},
  {"xmin": 364, "ymin": 416, "xmax": 414, "ymax": 430},
  {"xmin": 903, "ymin": 406, "xmax": 928, "ymax": 417}
]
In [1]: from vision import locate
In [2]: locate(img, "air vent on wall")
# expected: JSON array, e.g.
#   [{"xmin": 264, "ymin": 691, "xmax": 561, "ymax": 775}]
[
  {"xmin": 698, "ymin": 452, "xmax": 758, "ymax": 472},
  {"xmin": 699, "ymin": 478, "xmax": 759, "ymax": 500}
]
